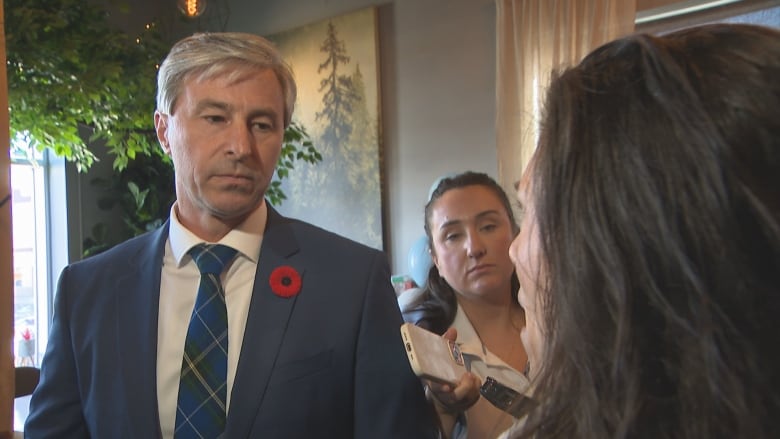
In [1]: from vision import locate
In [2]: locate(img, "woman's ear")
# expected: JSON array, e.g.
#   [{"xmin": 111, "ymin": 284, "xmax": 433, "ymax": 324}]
[{"xmin": 430, "ymin": 247, "xmax": 441, "ymax": 272}]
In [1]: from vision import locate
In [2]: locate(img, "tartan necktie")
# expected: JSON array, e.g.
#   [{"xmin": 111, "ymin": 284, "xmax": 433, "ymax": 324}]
[{"xmin": 174, "ymin": 243, "xmax": 237, "ymax": 438}]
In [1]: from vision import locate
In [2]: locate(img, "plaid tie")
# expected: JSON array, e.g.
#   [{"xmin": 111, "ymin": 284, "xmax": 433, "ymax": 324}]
[{"xmin": 174, "ymin": 243, "xmax": 237, "ymax": 438}]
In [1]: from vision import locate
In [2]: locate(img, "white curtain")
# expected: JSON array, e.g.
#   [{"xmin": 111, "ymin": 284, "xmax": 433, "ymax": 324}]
[{"xmin": 495, "ymin": 0, "xmax": 636, "ymax": 193}]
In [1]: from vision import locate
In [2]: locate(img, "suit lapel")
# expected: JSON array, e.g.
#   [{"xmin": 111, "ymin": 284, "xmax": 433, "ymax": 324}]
[
  {"xmin": 116, "ymin": 224, "xmax": 169, "ymax": 437},
  {"xmin": 225, "ymin": 206, "xmax": 305, "ymax": 438}
]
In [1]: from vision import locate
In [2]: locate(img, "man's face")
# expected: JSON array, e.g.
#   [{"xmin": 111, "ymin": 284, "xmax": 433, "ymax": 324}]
[
  {"xmin": 155, "ymin": 68, "xmax": 285, "ymax": 233},
  {"xmin": 509, "ymin": 167, "xmax": 545, "ymax": 378}
]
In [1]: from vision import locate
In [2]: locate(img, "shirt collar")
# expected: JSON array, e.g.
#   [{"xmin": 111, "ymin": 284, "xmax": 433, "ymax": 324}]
[
  {"xmin": 452, "ymin": 305, "xmax": 483, "ymax": 354},
  {"xmin": 168, "ymin": 200, "xmax": 266, "ymax": 266},
  {"xmin": 452, "ymin": 304, "xmax": 517, "ymax": 369}
]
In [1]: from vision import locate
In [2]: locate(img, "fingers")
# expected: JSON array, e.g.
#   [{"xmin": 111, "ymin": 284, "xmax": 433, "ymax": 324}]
[
  {"xmin": 441, "ymin": 327, "xmax": 458, "ymax": 342},
  {"xmin": 426, "ymin": 380, "xmax": 452, "ymax": 394},
  {"xmin": 426, "ymin": 372, "xmax": 482, "ymax": 414},
  {"xmin": 453, "ymin": 372, "xmax": 481, "ymax": 407}
]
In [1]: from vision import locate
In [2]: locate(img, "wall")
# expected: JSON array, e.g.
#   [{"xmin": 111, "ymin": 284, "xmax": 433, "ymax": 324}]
[{"xmin": 225, "ymin": 0, "xmax": 499, "ymax": 273}]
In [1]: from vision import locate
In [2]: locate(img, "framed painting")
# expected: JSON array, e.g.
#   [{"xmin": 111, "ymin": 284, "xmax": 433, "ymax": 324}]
[{"xmin": 267, "ymin": 7, "xmax": 383, "ymax": 250}]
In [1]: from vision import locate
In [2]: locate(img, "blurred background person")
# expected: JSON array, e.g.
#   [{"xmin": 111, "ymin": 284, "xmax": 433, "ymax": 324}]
[{"xmin": 508, "ymin": 23, "xmax": 780, "ymax": 439}]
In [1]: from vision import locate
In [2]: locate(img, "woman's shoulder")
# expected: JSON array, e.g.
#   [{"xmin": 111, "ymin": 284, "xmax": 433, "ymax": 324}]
[
  {"xmin": 399, "ymin": 287, "xmax": 431, "ymax": 328},
  {"xmin": 397, "ymin": 287, "xmax": 427, "ymax": 313},
  {"xmin": 399, "ymin": 287, "xmax": 448, "ymax": 333}
]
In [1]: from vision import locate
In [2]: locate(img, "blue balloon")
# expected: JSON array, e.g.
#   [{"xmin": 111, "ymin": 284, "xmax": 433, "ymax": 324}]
[{"xmin": 408, "ymin": 235, "xmax": 432, "ymax": 288}]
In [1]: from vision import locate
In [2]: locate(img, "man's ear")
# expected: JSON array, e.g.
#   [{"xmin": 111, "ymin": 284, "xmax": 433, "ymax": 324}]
[{"xmin": 154, "ymin": 111, "xmax": 171, "ymax": 155}]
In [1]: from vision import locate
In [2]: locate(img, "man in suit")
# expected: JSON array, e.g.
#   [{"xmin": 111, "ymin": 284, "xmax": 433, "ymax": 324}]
[{"xmin": 25, "ymin": 32, "xmax": 437, "ymax": 438}]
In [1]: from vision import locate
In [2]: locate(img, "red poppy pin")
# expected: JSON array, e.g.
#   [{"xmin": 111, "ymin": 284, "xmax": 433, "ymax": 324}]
[{"xmin": 269, "ymin": 265, "xmax": 302, "ymax": 298}]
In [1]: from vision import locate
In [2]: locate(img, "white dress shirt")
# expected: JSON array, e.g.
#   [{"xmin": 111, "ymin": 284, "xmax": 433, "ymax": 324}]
[{"xmin": 157, "ymin": 202, "xmax": 266, "ymax": 438}]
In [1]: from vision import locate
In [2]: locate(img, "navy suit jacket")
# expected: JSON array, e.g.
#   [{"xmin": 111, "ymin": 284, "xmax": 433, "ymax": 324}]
[{"xmin": 25, "ymin": 206, "xmax": 437, "ymax": 438}]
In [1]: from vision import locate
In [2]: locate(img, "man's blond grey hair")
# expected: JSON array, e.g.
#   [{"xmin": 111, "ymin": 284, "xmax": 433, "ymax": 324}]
[{"xmin": 156, "ymin": 32, "xmax": 296, "ymax": 127}]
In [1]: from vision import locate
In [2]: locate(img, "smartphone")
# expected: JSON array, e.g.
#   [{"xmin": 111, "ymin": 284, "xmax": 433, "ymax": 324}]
[
  {"xmin": 400, "ymin": 322, "xmax": 467, "ymax": 386},
  {"xmin": 480, "ymin": 376, "xmax": 537, "ymax": 418}
]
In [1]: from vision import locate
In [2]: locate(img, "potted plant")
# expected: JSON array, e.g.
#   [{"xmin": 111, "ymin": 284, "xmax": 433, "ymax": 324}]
[{"xmin": 6, "ymin": 0, "xmax": 321, "ymax": 256}]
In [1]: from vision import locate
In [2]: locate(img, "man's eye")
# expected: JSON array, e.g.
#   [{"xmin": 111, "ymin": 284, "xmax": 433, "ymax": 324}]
[
  {"xmin": 204, "ymin": 115, "xmax": 226, "ymax": 123},
  {"xmin": 252, "ymin": 122, "xmax": 273, "ymax": 131}
]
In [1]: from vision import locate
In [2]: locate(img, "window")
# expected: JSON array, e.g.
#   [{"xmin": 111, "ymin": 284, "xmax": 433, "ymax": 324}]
[
  {"xmin": 10, "ymin": 154, "xmax": 49, "ymax": 369},
  {"xmin": 10, "ymin": 139, "xmax": 70, "ymax": 430},
  {"xmin": 636, "ymin": 0, "xmax": 780, "ymax": 33}
]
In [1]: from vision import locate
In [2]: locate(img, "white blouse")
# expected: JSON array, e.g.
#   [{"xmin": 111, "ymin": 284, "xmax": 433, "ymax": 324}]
[{"xmin": 450, "ymin": 305, "xmax": 530, "ymax": 439}]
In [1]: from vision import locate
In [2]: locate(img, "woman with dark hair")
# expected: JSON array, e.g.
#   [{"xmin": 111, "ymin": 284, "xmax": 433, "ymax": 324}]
[
  {"xmin": 402, "ymin": 171, "xmax": 530, "ymax": 439},
  {"xmin": 508, "ymin": 23, "xmax": 780, "ymax": 439}
]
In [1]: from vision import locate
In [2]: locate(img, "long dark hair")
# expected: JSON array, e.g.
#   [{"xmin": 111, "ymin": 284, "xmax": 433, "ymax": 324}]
[
  {"xmin": 406, "ymin": 171, "xmax": 521, "ymax": 334},
  {"xmin": 517, "ymin": 24, "xmax": 780, "ymax": 438}
]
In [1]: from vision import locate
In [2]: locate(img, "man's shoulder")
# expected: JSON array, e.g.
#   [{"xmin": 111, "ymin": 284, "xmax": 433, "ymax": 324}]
[{"xmin": 75, "ymin": 227, "xmax": 164, "ymax": 268}]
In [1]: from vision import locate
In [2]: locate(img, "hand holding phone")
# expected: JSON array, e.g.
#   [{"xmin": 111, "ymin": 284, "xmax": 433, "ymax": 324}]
[{"xmin": 400, "ymin": 323, "xmax": 468, "ymax": 386}]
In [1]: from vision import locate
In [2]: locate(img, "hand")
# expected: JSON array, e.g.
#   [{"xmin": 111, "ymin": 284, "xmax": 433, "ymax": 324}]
[{"xmin": 424, "ymin": 328, "xmax": 481, "ymax": 414}]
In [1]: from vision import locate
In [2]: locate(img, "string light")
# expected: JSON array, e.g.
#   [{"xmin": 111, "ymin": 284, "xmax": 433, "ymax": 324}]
[{"xmin": 178, "ymin": 0, "xmax": 207, "ymax": 18}]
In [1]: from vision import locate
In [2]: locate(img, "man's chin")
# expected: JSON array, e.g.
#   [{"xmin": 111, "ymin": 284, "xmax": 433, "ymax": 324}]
[{"xmin": 208, "ymin": 195, "xmax": 265, "ymax": 219}]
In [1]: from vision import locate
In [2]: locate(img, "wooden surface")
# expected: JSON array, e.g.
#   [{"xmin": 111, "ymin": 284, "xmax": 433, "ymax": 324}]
[
  {"xmin": 0, "ymin": 0, "xmax": 15, "ymax": 435},
  {"xmin": 637, "ymin": 0, "xmax": 683, "ymax": 10}
]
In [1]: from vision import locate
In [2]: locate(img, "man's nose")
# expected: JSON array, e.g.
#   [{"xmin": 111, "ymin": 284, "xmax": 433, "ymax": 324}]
[{"xmin": 225, "ymin": 123, "xmax": 253, "ymax": 158}]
